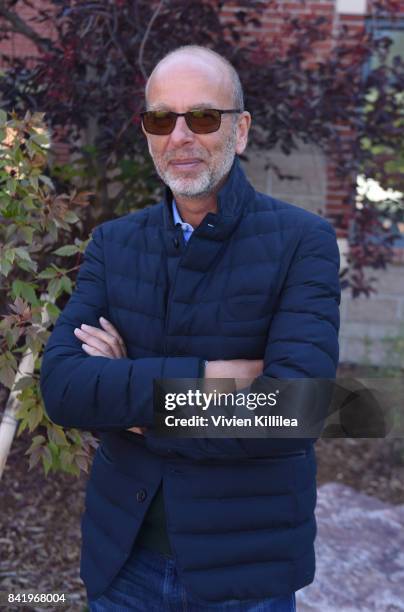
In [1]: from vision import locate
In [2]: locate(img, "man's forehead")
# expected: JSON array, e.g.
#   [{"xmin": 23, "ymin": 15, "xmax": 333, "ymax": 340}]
[
  {"xmin": 151, "ymin": 52, "xmax": 227, "ymax": 80},
  {"xmin": 146, "ymin": 53, "xmax": 233, "ymax": 104},
  {"xmin": 147, "ymin": 101, "xmax": 219, "ymax": 111}
]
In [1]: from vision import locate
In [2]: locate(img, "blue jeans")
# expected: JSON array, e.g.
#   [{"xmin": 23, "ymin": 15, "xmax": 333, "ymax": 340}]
[{"xmin": 88, "ymin": 545, "xmax": 296, "ymax": 611}]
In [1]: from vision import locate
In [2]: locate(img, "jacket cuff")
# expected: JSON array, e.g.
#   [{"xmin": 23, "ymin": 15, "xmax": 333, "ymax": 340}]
[{"xmin": 198, "ymin": 359, "xmax": 207, "ymax": 378}]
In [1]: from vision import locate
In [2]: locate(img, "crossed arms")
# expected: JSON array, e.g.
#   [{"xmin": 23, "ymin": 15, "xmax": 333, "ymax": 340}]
[
  {"xmin": 73, "ymin": 317, "xmax": 263, "ymax": 436},
  {"xmin": 40, "ymin": 219, "xmax": 340, "ymax": 460}
]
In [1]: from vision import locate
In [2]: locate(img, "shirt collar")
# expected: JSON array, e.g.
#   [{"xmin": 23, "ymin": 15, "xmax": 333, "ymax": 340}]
[
  {"xmin": 172, "ymin": 199, "xmax": 194, "ymax": 234},
  {"xmin": 163, "ymin": 155, "xmax": 254, "ymax": 244}
]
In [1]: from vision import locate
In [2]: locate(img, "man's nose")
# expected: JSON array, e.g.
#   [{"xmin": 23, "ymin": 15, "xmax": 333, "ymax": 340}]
[{"xmin": 169, "ymin": 115, "xmax": 195, "ymax": 144}]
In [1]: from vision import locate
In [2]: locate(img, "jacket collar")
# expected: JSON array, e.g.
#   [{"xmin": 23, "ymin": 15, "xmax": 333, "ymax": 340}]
[{"xmin": 162, "ymin": 155, "xmax": 254, "ymax": 242}]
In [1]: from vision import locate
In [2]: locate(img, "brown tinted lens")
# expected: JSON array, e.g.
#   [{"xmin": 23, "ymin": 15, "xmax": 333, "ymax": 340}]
[
  {"xmin": 142, "ymin": 111, "xmax": 176, "ymax": 135},
  {"xmin": 186, "ymin": 110, "xmax": 221, "ymax": 133}
]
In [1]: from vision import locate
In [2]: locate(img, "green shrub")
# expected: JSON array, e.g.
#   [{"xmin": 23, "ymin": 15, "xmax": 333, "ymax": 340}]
[{"xmin": 0, "ymin": 110, "xmax": 97, "ymax": 476}]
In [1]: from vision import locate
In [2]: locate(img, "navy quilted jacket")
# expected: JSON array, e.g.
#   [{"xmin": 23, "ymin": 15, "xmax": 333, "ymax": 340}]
[{"xmin": 40, "ymin": 156, "xmax": 341, "ymax": 602}]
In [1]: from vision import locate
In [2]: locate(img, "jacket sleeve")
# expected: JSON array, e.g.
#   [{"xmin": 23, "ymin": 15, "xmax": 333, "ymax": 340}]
[
  {"xmin": 144, "ymin": 217, "xmax": 341, "ymax": 460},
  {"xmin": 39, "ymin": 225, "xmax": 203, "ymax": 431}
]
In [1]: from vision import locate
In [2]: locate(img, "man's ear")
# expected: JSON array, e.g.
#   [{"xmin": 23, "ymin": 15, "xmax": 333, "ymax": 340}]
[{"xmin": 235, "ymin": 111, "xmax": 251, "ymax": 156}]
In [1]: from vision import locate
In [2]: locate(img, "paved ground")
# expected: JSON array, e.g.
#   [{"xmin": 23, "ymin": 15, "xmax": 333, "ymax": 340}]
[{"xmin": 296, "ymin": 482, "xmax": 404, "ymax": 611}]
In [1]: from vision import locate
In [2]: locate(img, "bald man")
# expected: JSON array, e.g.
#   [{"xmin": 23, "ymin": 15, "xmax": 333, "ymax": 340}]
[{"xmin": 41, "ymin": 45, "xmax": 340, "ymax": 611}]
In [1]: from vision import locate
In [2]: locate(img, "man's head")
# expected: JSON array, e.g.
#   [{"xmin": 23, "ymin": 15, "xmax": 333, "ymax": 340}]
[{"xmin": 142, "ymin": 45, "xmax": 251, "ymax": 199}]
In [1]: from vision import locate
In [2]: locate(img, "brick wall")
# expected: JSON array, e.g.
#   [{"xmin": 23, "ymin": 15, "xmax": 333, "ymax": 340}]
[{"xmin": 0, "ymin": 0, "xmax": 69, "ymax": 161}]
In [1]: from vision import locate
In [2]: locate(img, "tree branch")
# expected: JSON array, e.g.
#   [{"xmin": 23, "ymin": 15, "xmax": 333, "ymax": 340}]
[
  {"xmin": 0, "ymin": 2, "xmax": 56, "ymax": 54},
  {"xmin": 138, "ymin": 0, "xmax": 165, "ymax": 80}
]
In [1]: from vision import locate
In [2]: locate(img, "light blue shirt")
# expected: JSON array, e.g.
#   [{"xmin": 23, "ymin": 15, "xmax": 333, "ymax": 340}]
[{"xmin": 172, "ymin": 199, "xmax": 194, "ymax": 243}]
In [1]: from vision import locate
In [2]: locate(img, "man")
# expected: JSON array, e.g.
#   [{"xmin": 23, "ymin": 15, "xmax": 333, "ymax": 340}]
[{"xmin": 40, "ymin": 45, "xmax": 341, "ymax": 610}]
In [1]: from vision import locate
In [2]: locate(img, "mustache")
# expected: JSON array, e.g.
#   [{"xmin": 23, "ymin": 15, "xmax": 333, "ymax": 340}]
[{"xmin": 164, "ymin": 154, "xmax": 207, "ymax": 163}]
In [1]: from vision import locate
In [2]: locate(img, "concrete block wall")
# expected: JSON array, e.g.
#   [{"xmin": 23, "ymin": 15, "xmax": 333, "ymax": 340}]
[
  {"xmin": 242, "ymin": 155, "xmax": 404, "ymax": 369},
  {"xmin": 338, "ymin": 240, "xmax": 404, "ymax": 368},
  {"xmin": 241, "ymin": 145, "xmax": 327, "ymax": 217}
]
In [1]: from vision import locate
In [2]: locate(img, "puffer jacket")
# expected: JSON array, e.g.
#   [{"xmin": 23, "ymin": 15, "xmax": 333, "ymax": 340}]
[{"xmin": 40, "ymin": 155, "xmax": 341, "ymax": 602}]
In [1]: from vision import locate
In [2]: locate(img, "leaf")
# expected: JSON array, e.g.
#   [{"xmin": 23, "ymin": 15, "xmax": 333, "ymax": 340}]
[
  {"xmin": 66, "ymin": 429, "xmax": 82, "ymax": 444},
  {"xmin": 74, "ymin": 454, "xmax": 89, "ymax": 473},
  {"xmin": 39, "ymin": 174, "xmax": 54, "ymax": 189},
  {"xmin": 5, "ymin": 327, "xmax": 21, "ymax": 350},
  {"xmin": 0, "ymin": 365, "xmax": 16, "ymax": 389},
  {"xmin": 8, "ymin": 296, "xmax": 29, "ymax": 315},
  {"xmin": 34, "ymin": 435, "xmax": 47, "ymax": 449},
  {"xmin": 26, "ymin": 401, "xmax": 43, "ymax": 431},
  {"xmin": 17, "ymin": 258, "xmax": 38, "ymax": 273},
  {"xmin": 64, "ymin": 211, "xmax": 80, "ymax": 224},
  {"xmin": 24, "ymin": 434, "xmax": 46, "ymax": 454},
  {"xmin": 29, "ymin": 175, "xmax": 39, "ymax": 190},
  {"xmin": 28, "ymin": 447, "xmax": 42, "ymax": 470},
  {"xmin": 45, "ymin": 302, "xmax": 61, "ymax": 319},
  {"xmin": 21, "ymin": 196, "xmax": 36, "ymax": 211},
  {"xmin": 52, "ymin": 244, "xmax": 80, "ymax": 256},
  {"xmin": 25, "ymin": 333, "xmax": 43, "ymax": 357},
  {"xmin": 41, "ymin": 445, "xmax": 53, "ymax": 476},
  {"xmin": 31, "ymin": 131, "xmax": 50, "ymax": 147},
  {"xmin": 71, "ymin": 191, "xmax": 94, "ymax": 207},
  {"xmin": 37, "ymin": 266, "xmax": 59, "ymax": 279},
  {"xmin": 60, "ymin": 275, "xmax": 72, "ymax": 294},
  {"xmin": 47, "ymin": 440, "xmax": 59, "ymax": 455},
  {"xmin": 15, "ymin": 246, "xmax": 33, "ymax": 262},
  {"xmin": 47, "ymin": 277, "xmax": 63, "ymax": 299},
  {"xmin": 5, "ymin": 223, "xmax": 17, "ymax": 241},
  {"xmin": 66, "ymin": 462, "xmax": 80, "ymax": 476},
  {"xmin": 19, "ymin": 226, "xmax": 34, "ymax": 244},
  {"xmin": 47, "ymin": 424, "xmax": 68, "ymax": 446},
  {"xmin": 16, "ymin": 418, "xmax": 28, "ymax": 437},
  {"xmin": 11, "ymin": 280, "xmax": 39, "ymax": 305},
  {"xmin": 60, "ymin": 449, "xmax": 74, "ymax": 466},
  {"xmin": 0, "ymin": 258, "xmax": 12, "ymax": 277},
  {"xmin": 6, "ymin": 178, "xmax": 17, "ymax": 193},
  {"xmin": 3, "ymin": 350, "xmax": 18, "ymax": 369},
  {"xmin": 4, "ymin": 248, "xmax": 15, "ymax": 264}
]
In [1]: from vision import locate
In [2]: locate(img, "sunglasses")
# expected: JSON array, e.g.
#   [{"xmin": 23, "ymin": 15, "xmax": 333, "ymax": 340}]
[{"xmin": 140, "ymin": 108, "xmax": 242, "ymax": 135}]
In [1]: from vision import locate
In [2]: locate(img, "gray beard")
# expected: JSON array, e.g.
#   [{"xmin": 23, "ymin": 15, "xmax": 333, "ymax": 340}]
[{"xmin": 150, "ymin": 129, "xmax": 238, "ymax": 199}]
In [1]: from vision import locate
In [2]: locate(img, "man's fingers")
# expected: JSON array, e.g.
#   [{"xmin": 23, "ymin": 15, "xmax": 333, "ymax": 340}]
[
  {"xmin": 81, "ymin": 343, "xmax": 105, "ymax": 357},
  {"xmin": 127, "ymin": 426, "xmax": 146, "ymax": 435},
  {"xmin": 74, "ymin": 322, "xmax": 124, "ymax": 359},
  {"xmin": 99, "ymin": 317, "xmax": 127, "ymax": 356},
  {"xmin": 74, "ymin": 327, "xmax": 116, "ymax": 357}
]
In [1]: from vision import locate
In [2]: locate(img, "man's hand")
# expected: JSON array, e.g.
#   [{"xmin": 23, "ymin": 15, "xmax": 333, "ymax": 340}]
[
  {"xmin": 73, "ymin": 317, "xmax": 146, "ymax": 435},
  {"xmin": 74, "ymin": 316, "xmax": 128, "ymax": 359},
  {"xmin": 205, "ymin": 359, "xmax": 264, "ymax": 390}
]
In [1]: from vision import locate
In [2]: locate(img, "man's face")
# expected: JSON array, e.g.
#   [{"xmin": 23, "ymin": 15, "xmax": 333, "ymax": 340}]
[{"xmin": 142, "ymin": 55, "xmax": 251, "ymax": 199}]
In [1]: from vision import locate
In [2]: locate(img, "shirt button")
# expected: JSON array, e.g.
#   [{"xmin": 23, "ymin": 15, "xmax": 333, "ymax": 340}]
[{"xmin": 136, "ymin": 488, "xmax": 147, "ymax": 503}]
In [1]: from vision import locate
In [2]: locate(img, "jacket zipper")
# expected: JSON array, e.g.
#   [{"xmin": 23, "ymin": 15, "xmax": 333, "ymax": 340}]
[{"xmin": 164, "ymin": 227, "xmax": 184, "ymax": 355}]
